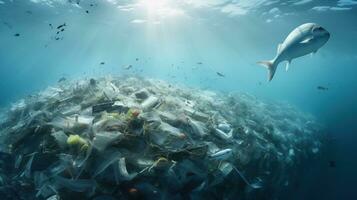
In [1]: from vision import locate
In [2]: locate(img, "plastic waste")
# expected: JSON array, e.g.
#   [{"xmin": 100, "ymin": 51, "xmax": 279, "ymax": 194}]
[
  {"xmin": 209, "ymin": 149, "xmax": 233, "ymax": 161},
  {"xmin": 92, "ymin": 150, "xmax": 121, "ymax": 177},
  {"xmin": 54, "ymin": 176, "xmax": 96, "ymax": 194},
  {"xmin": 141, "ymin": 96, "xmax": 160, "ymax": 111},
  {"xmin": 0, "ymin": 76, "xmax": 323, "ymax": 199},
  {"xmin": 115, "ymin": 157, "xmax": 137, "ymax": 181},
  {"xmin": 92, "ymin": 131, "xmax": 123, "ymax": 152}
]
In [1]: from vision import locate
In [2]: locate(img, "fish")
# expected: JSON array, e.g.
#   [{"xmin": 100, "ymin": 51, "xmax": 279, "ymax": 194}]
[
  {"xmin": 3, "ymin": 21, "xmax": 13, "ymax": 29},
  {"xmin": 57, "ymin": 23, "xmax": 66, "ymax": 29},
  {"xmin": 14, "ymin": 33, "xmax": 20, "ymax": 37},
  {"xmin": 100, "ymin": 62, "xmax": 105, "ymax": 65},
  {"xmin": 197, "ymin": 62, "xmax": 203, "ymax": 65},
  {"xmin": 58, "ymin": 77, "xmax": 66, "ymax": 83},
  {"xmin": 329, "ymin": 160, "xmax": 336, "ymax": 168},
  {"xmin": 317, "ymin": 86, "xmax": 328, "ymax": 91},
  {"xmin": 258, "ymin": 23, "xmax": 330, "ymax": 81},
  {"xmin": 216, "ymin": 72, "xmax": 225, "ymax": 77},
  {"xmin": 123, "ymin": 65, "xmax": 133, "ymax": 70}
]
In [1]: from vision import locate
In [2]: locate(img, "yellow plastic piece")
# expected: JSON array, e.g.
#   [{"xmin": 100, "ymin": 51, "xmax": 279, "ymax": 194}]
[{"xmin": 67, "ymin": 134, "xmax": 88, "ymax": 150}]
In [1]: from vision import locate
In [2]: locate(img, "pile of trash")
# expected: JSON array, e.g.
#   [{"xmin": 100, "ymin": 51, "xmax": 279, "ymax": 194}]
[{"xmin": 0, "ymin": 76, "xmax": 323, "ymax": 200}]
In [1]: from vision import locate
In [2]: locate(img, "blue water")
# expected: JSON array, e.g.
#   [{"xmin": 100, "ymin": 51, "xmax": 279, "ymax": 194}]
[{"xmin": 0, "ymin": 0, "xmax": 356, "ymax": 199}]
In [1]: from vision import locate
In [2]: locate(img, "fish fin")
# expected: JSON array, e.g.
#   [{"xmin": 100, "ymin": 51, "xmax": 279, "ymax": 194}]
[
  {"xmin": 285, "ymin": 60, "xmax": 291, "ymax": 71},
  {"xmin": 300, "ymin": 36, "xmax": 313, "ymax": 44},
  {"xmin": 277, "ymin": 43, "xmax": 282, "ymax": 54},
  {"xmin": 257, "ymin": 60, "xmax": 278, "ymax": 81}
]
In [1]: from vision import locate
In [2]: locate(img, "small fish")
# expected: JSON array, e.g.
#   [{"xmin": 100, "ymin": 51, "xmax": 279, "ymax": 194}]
[
  {"xmin": 57, "ymin": 23, "xmax": 66, "ymax": 29},
  {"xmin": 329, "ymin": 160, "xmax": 336, "ymax": 168},
  {"xmin": 56, "ymin": 31, "xmax": 60, "ymax": 34},
  {"xmin": 60, "ymin": 28, "xmax": 65, "ymax": 32},
  {"xmin": 100, "ymin": 62, "xmax": 105, "ymax": 65},
  {"xmin": 135, "ymin": 58, "xmax": 139, "ymax": 61},
  {"xmin": 216, "ymin": 72, "xmax": 225, "ymax": 77},
  {"xmin": 58, "ymin": 77, "xmax": 66, "ymax": 83},
  {"xmin": 3, "ymin": 21, "xmax": 12, "ymax": 29},
  {"xmin": 85, "ymin": 10, "xmax": 89, "ymax": 14},
  {"xmin": 49, "ymin": 23, "xmax": 53, "ymax": 29},
  {"xmin": 26, "ymin": 10, "xmax": 33, "ymax": 15},
  {"xmin": 317, "ymin": 86, "xmax": 328, "ymax": 91},
  {"xmin": 14, "ymin": 33, "xmax": 20, "ymax": 37},
  {"xmin": 197, "ymin": 62, "xmax": 203, "ymax": 65},
  {"xmin": 123, "ymin": 65, "xmax": 133, "ymax": 70}
]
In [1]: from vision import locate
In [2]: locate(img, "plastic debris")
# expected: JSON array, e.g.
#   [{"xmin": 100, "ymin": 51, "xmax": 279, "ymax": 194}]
[
  {"xmin": 92, "ymin": 131, "xmax": 123, "ymax": 152},
  {"xmin": 0, "ymin": 76, "xmax": 324, "ymax": 199},
  {"xmin": 209, "ymin": 148, "xmax": 233, "ymax": 160},
  {"xmin": 141, "ymin": 96, "xmax": 160, "ymax": 111},
  {"xmin": 67, "ymin": 134, "xmax": 89, "ymax": 151}
]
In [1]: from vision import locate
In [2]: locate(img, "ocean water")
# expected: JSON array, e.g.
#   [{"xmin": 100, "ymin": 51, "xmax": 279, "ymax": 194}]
[{"xmin": 0, "ymin": 0, "xmax": 356, "ymax": 199}]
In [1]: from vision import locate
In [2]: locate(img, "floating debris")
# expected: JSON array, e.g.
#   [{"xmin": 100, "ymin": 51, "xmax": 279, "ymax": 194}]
[
  {"xmin": 0, "ymin": 76, "xmax": 323, "ymax": 199},
  {"xmin": 216, "ymin": 72, "xmax": 225, "ymax": 77}
]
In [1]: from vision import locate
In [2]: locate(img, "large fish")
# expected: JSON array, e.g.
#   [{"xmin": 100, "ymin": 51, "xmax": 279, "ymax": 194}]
[{"xmin": 258, "ymin": 23, "xmax": 330, "ymax": 81}]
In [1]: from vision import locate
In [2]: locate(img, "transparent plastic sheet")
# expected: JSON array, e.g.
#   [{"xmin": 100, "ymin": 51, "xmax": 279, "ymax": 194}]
[
  {"xmin": 74, "ymin": 140, "xmax": 94, "ymax": 179},
  {"xmin": 113, "ymin": 157, "xmax": 137, "ymax": 182},
  {"xmin": 92, "ymin": 131, "xmax": 123, "ymax": 152},
  {"xmin": 92, "ymin": 150, "xmax": 121, "ymax": 177},
  {"xmin": 54, "ymin": 176, "xmax": 96, "ymax": 195},
  {"xmin": 20, "ymin": 152, "xmax": 37, "ymax": 178}
]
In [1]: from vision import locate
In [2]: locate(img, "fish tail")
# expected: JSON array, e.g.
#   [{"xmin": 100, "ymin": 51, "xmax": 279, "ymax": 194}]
[{"xmin": 257, "ymin": 59, "xmax": 278, "ymax": 81}]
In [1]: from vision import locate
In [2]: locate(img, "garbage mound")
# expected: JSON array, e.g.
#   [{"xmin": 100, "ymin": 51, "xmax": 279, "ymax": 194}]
[{"xmin": 0, "ymin": 76, "xmax": 323, "ymax": 200}]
